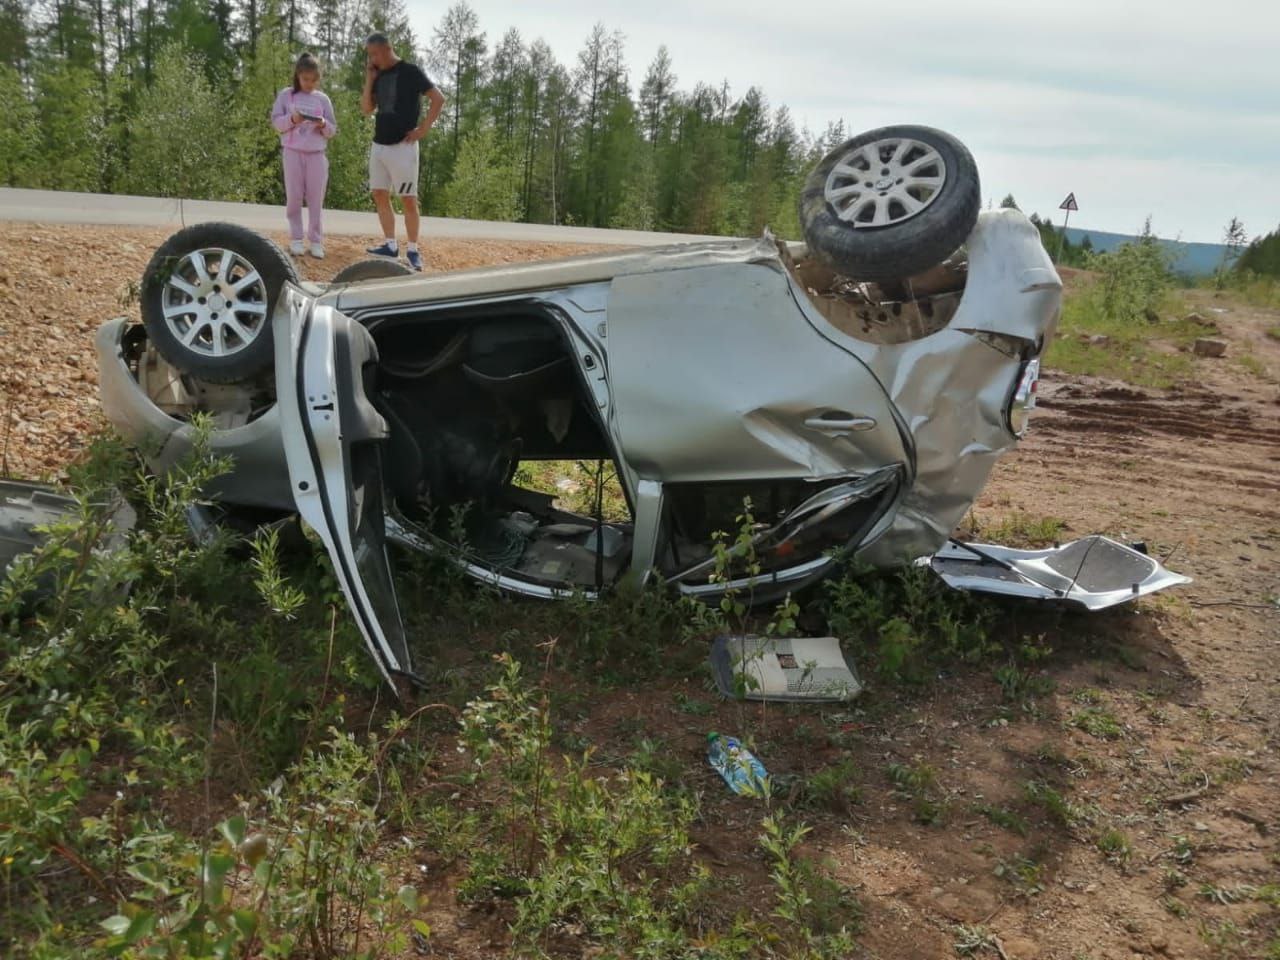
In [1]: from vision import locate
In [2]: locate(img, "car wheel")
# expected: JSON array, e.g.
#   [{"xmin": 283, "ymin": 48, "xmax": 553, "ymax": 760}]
[
  {"xmin": 798, "ymin": 125, "xmax": 980, "ymax": 282},
  {"xmin": 331, "ymin": 259, "xmax": 414, "ymax": 283},
  {"xmin": 140, "ymin": 222, "xmax": 296, "ymax": 383}
]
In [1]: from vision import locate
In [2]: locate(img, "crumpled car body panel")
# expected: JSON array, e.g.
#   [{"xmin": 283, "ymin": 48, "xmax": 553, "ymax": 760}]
[{"xmin": 794, "ymin": 209, "xmax": 1063, "ymax": 564}]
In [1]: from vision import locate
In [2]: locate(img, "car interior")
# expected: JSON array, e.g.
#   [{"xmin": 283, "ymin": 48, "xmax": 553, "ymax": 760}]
[
  {"xmin": 364, "ymin": 304, "xmax": 636, "ymax": 590},
  {"xmin": 362, "ymin": 301, "xmax": 902, "ymax": 590}
]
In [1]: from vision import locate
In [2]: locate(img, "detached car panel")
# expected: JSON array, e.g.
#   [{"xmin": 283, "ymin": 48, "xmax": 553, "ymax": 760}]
[{"xmin": 929, "ymin": 537, "xmax": 1192, "ymax": 611}]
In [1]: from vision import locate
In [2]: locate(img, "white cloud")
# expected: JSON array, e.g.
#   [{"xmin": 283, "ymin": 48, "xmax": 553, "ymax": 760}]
[{"xmin": 406, "ymin": 0, "xmax": 1280, "ymax": 241}]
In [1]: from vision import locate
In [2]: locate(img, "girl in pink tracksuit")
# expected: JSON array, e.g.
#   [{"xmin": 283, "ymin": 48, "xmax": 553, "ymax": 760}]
[{"xmin": 271, "ymin": 53, "xmax": 338, "ymax": 258}]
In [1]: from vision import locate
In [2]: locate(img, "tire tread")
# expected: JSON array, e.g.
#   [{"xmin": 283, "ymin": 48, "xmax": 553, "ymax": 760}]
[{"xmin": 139, "ymin": 222, "xmax": 296, "ymax": 384}]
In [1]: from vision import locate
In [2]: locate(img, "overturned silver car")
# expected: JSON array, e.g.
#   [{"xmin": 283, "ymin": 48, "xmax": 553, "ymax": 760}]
[{"xmin": 91, "ymin": 126, "xmax": 1189, "ymax": 687}]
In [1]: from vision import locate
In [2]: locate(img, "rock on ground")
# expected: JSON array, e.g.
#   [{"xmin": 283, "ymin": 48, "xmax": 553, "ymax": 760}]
[{"xmin": 1192, "ymin": 337, "xmax": 1228, "ymax": 357}]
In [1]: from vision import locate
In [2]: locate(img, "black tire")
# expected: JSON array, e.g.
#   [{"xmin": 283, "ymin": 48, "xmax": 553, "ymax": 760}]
[
  {"xmin": 798, "ymin": 125, "xmax": 980, "ymax": 282},
  {"xmin": 140, "ymin": 222, "xmax": 296, "ymax": 384},
  {"xmin": 331, "ymin": 259, "xmax": 415, "ymax": 283}
]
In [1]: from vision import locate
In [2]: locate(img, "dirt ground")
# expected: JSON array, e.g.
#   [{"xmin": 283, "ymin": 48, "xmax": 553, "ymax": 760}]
[
  {"xmin": 2, "ymin": 223, "xmax": 1279, "ymax": 958},
  {"xmin": 872, "ymin": 288, "xmax": 1280, "ymax": 958}
]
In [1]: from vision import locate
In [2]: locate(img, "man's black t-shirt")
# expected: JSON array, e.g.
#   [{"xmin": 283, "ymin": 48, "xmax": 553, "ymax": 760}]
[{"xmin": 372, "ymin": 61, "xmax": 435, "ymax": 145}]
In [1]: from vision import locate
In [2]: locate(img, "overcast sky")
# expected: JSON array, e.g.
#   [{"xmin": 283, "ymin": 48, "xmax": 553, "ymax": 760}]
[{"xmin": 405, "ymin": 0, "xmax": 1278, "ymax": 243}]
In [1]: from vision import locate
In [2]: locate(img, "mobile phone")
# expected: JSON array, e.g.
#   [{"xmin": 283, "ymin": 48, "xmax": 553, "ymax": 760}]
[{"xmin": 298, "ymin": 111, "xmax": 322, "ymax": 123}]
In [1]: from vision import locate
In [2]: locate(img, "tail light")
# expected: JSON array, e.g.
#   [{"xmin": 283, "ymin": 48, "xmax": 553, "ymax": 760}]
[{"xmin": 1007, "ymin": 357, "xmax": 1040, "ymax": 436}]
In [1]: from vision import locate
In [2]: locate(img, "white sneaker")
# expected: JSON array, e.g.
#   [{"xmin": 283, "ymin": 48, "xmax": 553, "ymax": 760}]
[
  {"xmin": 309, "ymin": 243, "xmax": 325, "ymax": 259},
  {"xmin": 289, "ymin": 240, "xmax": 305, "ymax": 256}
]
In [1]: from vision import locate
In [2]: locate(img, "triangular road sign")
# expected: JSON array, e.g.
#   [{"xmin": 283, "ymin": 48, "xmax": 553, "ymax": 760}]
[{"xmin": 1060, "ymin": 192, "xmax": 1079, "ymax": 212}]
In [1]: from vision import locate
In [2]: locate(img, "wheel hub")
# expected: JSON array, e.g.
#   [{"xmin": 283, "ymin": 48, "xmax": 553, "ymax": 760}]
[
  {"xmin": 823, "ymin": 137, "xmax": 948, "ymax": 229},
  {"xmin": 159, "ymin": 248, "xmax": 268, "ymax": 359}
]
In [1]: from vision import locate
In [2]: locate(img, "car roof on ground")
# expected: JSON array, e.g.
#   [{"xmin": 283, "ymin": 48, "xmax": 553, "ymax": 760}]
[{"xmin": 328, "ymin": 235, "xmax": 803, "ymax": 312}]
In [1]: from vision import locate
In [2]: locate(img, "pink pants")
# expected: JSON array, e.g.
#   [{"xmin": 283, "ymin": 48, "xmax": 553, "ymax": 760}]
[{"xmin": 283, "ymin": 149, "xmax": 328, "ymax": 244}]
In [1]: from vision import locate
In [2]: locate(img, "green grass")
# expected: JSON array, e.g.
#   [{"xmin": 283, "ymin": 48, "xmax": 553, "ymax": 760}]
[
  {"xmin": 974, "ymin": 802, "xmax": 1029, "ymax": 836},
  {"xmin": 798, "ymin": 759, "xmax": 863, "ymax": 814},
  {"xmin": 954, "ymin": 925, "xmax": 999, "ymax": 956},
  {"xmin": 1046, "ymin": 287, "xmax": 1202, "ymax": 387},
  {"xmin": 820, "ymin": 562, "xmax": 998, "ymax": 685},
  {"xmin": 1239, "ymin": 353, "xmax": 1272, "ymax": 379},
  {"xmin": 886, "ymin": 761, "xmax": 946, "ymax": 825},
  {"xmin": 12, "ymin": 412, "xmax": 1270, "ymax": 956},
  {"xmin": 1071, "ymin": 706, "xmax": 1124, "ymax": 740},
  {"xmin": 994, "ymin": 662, "xmax": 1055, "ymax": 706},
  {"xmin": 2, "ymin": 435, "xmax": 877, "ymax": 959},
  {"xmin": 1022, "ymin": 780, "xmax": 1084, "ymax": 828},
  {"xmin": 1267, "ymin": 326, "xmax": 1280, "ymax": 341},
  {"xmin": 993, "ymin": 854, "xmax": 1046, "ymax": 895},
  {"xmin": 673, "ymin": 690, "xmax": 714, "ymax": 716},
  {"xmin": 980, "ymin": 511, "xmax": 1066, "ymax": 548},
  {"xmin": 1210, "ymin": 273, "xmax": 1280, "ymax": 311},
  {"xmin": 1096, "ymin": 828, "xmax": 1132, "ymax": 864},
  {"xmin": 513, "ymin": 459, "xmax": 630, "ymax": 522},
  {"xmin": 1198, "ymin": 882, "xmax": 1257, "ymax": 905}
]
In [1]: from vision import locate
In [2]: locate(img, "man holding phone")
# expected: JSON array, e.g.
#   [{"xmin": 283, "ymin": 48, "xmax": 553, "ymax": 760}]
[{"xmin": 361, "ymin": 32, "xmax": 446, "ymax": 271}]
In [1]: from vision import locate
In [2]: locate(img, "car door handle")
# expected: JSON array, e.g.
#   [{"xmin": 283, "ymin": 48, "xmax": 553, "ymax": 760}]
[{"xmin": 804, "ymin": 412, "xmax": 877, "ymax": 432}]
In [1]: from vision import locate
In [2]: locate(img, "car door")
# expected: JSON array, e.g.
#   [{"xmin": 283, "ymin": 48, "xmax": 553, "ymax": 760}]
[
  {"xmin": 273, "ymin": 288, "xmax": 416, "ymax": 688},
  {"xmin": 606, "ymin": 259, "xmax": 909, "ymax": 485},
  {"xmin": 606, "ymin": 256, "xmax": 911, "ymax": 579}
]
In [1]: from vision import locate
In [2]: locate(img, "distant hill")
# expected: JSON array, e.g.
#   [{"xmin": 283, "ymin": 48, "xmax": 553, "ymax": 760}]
[{"xmin": 1063, "ymin": 226, "xmax": 1226, "ymax": 277}]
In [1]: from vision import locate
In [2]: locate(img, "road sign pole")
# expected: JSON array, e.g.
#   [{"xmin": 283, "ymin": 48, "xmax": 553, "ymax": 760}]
[{"xmin": 1055, "ymin": 192, "xmax": 1078, "ymax": 263}]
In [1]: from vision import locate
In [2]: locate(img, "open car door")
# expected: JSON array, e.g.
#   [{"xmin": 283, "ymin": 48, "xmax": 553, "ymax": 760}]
[{"xmin": 274, "ymin": 288, "xmax": 417, "ymax": 689}]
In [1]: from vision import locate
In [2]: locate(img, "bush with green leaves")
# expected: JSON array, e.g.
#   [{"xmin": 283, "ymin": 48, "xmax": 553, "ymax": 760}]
[
  {"xmin": 441, "ymin": 124, "xmax": 524, "ymax": 221},
  {"xmin": 125, "ymin": 45, "xmax": 249, "ymax": 201},
  {"xmin": 31, "ymin": 60, "xmax": 105, "ymax": 191},
  {"xmin": 0, "ymin": 415, "xmax": 887, "ymax": 957},
  {"xmin": 759, "ymin": 815, "xmax": 861, "ymax": 959},
  {"xmin": 451, "ymin": 654, "xmax": 867, "ymax": 958},
  {"xmin": 0, "ymin": 65, "xmax": 40, "ymax": 187},
  {"xmin": 1084, "ymin": 228, "xmax": 1175, "ymax": 325},
  {"xmin": 0, "ymin": 428, "xmax": 396, "ymax": 956},
  {"xmin": 456, "ymin": 654, "xmax": 707, "ymax": 954},
  {"xmin": 0, "ymin": 430, "xmax": 234, "ymax": 949},
  {"xmin": 821, "ymin": 562, "xmax": 996, "ymax": 683},
  {"xmin": 100, "ymin": 729, "xmax": 429, "ymax": 960}
]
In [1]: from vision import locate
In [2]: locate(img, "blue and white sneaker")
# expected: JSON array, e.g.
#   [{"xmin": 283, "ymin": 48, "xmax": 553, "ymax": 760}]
[
  {"xmin": 366, "ymin": 241, "xmax": 398, "ymax": 259},
  {"xmin": 406, "ymin": 248, "xmax": 423, "ymax": 272}
]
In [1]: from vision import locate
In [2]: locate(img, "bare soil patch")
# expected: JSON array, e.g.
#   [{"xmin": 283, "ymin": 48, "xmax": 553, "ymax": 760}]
[{"xmin": 928, "ymin": 289, "xmax": 1280, "ymax": 958}]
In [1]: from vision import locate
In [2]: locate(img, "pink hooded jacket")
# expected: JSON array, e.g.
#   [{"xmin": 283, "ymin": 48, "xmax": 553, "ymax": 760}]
[{"xmin": 271, "ymin": 88, "xmax": 338, "ymax": 153}]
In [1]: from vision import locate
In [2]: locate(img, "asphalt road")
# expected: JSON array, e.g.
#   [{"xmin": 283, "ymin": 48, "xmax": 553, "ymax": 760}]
[{"xmin": 0, "ymin": 187, "xmax": 725, "ymax": 247}]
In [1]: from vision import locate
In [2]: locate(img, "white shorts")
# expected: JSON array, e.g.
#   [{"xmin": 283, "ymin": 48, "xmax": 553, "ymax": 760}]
[{"xmin": 369, "ymin": 141, "xmax": 419, "ymax": 197}]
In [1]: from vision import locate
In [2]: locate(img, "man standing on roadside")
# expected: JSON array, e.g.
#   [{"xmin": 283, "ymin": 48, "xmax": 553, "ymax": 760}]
[{"xmin": 361, "ymin": 32, "xmax": 446, "ymax": 272}]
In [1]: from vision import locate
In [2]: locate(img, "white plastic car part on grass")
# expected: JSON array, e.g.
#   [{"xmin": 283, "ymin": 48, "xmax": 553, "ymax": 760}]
[
  {"xmin": 710, "ymin": 635, "xmax": 863, "ymax": 703},
  {"xmin": 926, "ymin": 536, "xmax": 1191, "ymax": 611}
]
